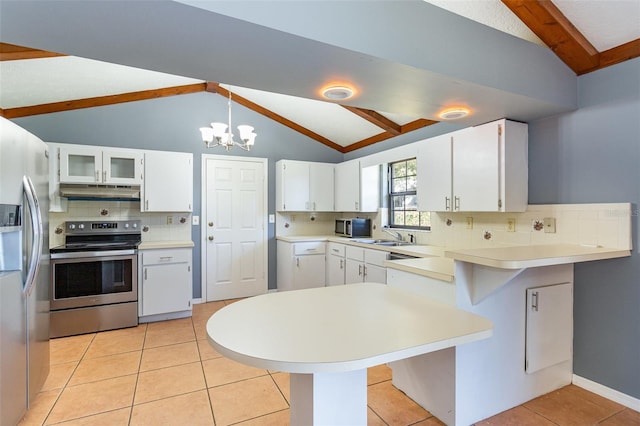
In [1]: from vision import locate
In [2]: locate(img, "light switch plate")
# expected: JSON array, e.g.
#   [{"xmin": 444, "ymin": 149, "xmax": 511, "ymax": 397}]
[
  {"xmin": 192, "ymin": 216, "xmax": 200, "ymax": 225},
  {"xmin": 268, "ymin": 214, "xmax": 275, "ymax": 224}
]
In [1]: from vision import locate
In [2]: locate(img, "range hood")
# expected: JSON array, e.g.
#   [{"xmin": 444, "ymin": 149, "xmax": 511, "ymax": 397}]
[{"xmin": 59, "ymin": 184, "xmax": 141, "ymax": 200}]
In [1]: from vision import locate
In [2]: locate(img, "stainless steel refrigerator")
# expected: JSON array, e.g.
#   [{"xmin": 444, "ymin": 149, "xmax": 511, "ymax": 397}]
[{"xmin": 0, "ymin": 117, "xmax": 50, "ymax": 425}]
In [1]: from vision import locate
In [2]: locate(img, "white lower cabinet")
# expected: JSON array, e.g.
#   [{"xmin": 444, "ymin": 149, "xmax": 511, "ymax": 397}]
[
  {"xmin": 326, "ymin": 243, "xmax": 347, "ymax": 286},
  {"xmin": 277, "ymin": 241, "xmax": 326, "ymax": 291},
  {"xmin": 525, "ymin": 282, "xmax": 573, "ymax": 373},
  {"xmin": 345, "ymin": 246, "xmax": 387, "ymax": 284},
  {"xmin": 139, "ymin": 248, "xmax": 192, "ymax": 319}
]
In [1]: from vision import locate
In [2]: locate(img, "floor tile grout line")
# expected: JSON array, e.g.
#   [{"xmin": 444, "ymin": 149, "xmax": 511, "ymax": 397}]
[
  {"xmin": 267, "ymin": 370, "xmax": 291, "ymax": 407},
  {"xmin": 40, "ymin": 333, "xmax": 98, "ymax": 426},
  {"xmin": 519, "ymin": 403, "xmax": 562, "ymax": 425},
  {"xmin": 192, "ymin": 316, "xmax": 219, "ymax": 426},
  {"xmin": 128, "ymin": 327, "xmax": 147, "ymax": 426}
]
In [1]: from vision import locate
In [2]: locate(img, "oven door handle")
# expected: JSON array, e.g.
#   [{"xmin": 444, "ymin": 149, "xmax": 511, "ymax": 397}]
[{"xmin": 23, "ymin": 175, "xmax": 43, "ymax": 297}]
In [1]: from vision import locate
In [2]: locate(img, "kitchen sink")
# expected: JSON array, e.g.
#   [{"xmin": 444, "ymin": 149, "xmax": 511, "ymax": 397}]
[{"xmin": 352, "ymin": 239, "xmax": 414, "ymax": 246}]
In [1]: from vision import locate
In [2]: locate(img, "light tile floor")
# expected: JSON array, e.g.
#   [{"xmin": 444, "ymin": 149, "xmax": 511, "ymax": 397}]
[{"xmin": 19, "ymin": 300, "xmax": 640, "ymax": 425}]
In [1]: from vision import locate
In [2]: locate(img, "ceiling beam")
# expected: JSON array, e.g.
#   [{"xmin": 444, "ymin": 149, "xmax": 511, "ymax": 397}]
[
  {"xmin": 0, "ymin": 42, "xmax": 66, "ymax": 61},
  {"xmin": 501, "ymin": 0, "xmax": 640, "ymax": 75},
  {"xmin": 0, "ymin": 83, "xmax": 206, "ymax": 119},
  {"xmin": 341, "ymin": 106, "xmax": 402, "ymax": 136},
  {"xmin": 597, "ymin": 39, "xmax": 640, "ymax": 72},
  {"xmin": 206, "ymin": 82, "xmax": 345, "ymax": 153},
  {"xmin": 501, "ymin": 0, "xmax": 598, "ymax": 74},
  {"xmin": 342, "ymin": 118, "xmax": 438, "ymax": 153}
]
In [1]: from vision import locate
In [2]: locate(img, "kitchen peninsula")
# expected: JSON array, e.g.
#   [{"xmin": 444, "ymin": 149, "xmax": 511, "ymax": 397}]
[
  {"xmin": 275, "ymin": 203, "xmax": 632, "ymax": 424},
  {"xmin": 207, "ymin": 283, "xmax": 493, "ymax": 425}
]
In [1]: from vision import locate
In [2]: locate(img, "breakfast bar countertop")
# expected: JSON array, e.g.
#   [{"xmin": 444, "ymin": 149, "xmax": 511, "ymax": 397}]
[{"xmin": 445, "ymin": 244, "xmax": 631, "ymax": 269}]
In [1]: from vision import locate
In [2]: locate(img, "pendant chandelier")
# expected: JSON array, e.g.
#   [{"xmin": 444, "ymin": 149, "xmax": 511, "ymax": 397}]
[{"xmin": 199, "ymin": 93, "xmax": 256, "ymax": 151}]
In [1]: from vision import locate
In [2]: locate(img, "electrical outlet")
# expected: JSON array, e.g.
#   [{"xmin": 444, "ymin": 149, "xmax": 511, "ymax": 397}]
[
  {"xmin": 506, "ymin": 218, "xmax": 516, "ymax": 232},
  {"xmin": 466, "ymin": 217, "xmax": 473, "ymax": 229},
  {"xmin": 166, "ymin": 216, "xmax": 173, "ymax": 225},
  {"xmin": 544, "ymin": 217, "xmax": 556, "ymax": 233}
]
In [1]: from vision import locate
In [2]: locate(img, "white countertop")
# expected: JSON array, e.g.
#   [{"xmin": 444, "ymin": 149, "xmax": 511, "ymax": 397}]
[
  {"xmin": 384, "ymin": 257, "xmax": 455, "ymax": 282},
  {"xmin": 276, "ymin": 235, "xmax": 444, "ymax": 258},
  {"xmin": 445, "ymin": 244, "xmax": 631, "ymax": 269},
  {"xmin": 206, "ymin": 283, "xmax": 492, "ymax": 374},
  {"xmin": 138, "ymin": 240, "xmax": 195, "ymax": 250}
]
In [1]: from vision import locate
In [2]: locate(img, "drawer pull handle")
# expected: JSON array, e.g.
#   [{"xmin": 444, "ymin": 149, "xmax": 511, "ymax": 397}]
[{"xmin": 159, "ymin": 256, "xmax": 173, "ymax": 261}]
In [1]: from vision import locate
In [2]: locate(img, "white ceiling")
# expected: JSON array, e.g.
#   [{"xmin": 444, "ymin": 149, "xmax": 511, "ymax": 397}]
[{"xmin": 1, "ymin": 0, "xmax": 638, "ymax": 149}]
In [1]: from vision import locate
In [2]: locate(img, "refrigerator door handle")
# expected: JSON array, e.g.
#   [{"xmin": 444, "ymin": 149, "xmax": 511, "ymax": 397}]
[{"xmin": 22, "ymin": 175, "xmax": 43, "ymax": 297}]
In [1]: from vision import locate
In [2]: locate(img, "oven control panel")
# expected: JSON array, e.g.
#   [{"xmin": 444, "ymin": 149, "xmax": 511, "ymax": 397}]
[{"xmin": 65, "ymin": 220, "xmax": 141, "ymax": 234}]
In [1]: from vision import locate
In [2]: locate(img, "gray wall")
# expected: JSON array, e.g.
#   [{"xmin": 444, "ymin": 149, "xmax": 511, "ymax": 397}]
[
  {"xmin": 528, "ymin": 58, "xmax": 640, "ymax": 399},
  {"xmin": 13, "ymin": 92, "xmax": 343, "ymax": 296}
]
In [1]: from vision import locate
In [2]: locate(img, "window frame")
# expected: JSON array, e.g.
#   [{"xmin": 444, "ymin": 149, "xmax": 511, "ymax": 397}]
[{"xmin": 387, "ymin": 158, "xmax": 431, "ymax": 231}]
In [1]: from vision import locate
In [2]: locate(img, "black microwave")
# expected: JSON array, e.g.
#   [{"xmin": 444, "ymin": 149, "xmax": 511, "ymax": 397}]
[{"xmin": 335, "ymin": 218, "xmax": 371, "ymax": 238}]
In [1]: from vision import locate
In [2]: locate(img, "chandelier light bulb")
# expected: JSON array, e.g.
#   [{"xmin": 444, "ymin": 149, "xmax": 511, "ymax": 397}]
[{"xmin": 199, "ymin": 92, "xmax": 257, "ymax": 151}]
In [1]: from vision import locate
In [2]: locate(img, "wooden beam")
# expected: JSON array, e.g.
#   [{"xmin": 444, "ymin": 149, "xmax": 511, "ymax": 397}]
[
  {"xmin": 0, "ymin": 83, "xmax": 206, "ymax": 118},
  {"xmin": 595, "ymin": 38, "xmax": 640, "ymax": 74},
  {"xmin": 341, "ymin": 105, "xmax": 402, "ymax": 135},
  {"xmin": 501, "ymin": 0, "xmax": 599, "ymax": 74},
  {"xmin": 210, "ymin": 83, "xmax": 346, "ymax": 153},
  {"xmin": 342, "ymin": 118, "xmax": 438, "ymax": 153},
  {"xmin": 0, "ymin": 42, "xmax": 66, "ymax": 61}
]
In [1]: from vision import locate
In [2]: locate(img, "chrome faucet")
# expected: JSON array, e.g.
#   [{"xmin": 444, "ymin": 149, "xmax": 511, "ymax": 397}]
[{"xmin": 382, "ymin": 227, "xmax": 404, "ymax": 241}]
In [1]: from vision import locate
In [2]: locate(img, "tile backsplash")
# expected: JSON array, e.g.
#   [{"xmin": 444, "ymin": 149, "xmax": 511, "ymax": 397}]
[
  {"xmin": 49, "ymin": 200, "xmax": 192, "ymax": 248},
  {"xmin": 276, "ymin": 203, "xmax": 633, "ymax": 251}
]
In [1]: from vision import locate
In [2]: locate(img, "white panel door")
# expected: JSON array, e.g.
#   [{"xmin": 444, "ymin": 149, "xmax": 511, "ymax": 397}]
[{"xmin": 204, "ymin": 156, "xmax": 267, "ymax": 301}]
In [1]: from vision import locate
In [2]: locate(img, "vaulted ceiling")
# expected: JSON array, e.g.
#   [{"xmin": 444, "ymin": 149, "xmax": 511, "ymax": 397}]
[{"xmin": 1, "ymin": 0, "xmax": 638, "ymax": 153}]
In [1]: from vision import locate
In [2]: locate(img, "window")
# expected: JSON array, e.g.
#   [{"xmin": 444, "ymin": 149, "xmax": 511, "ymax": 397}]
[{"xmin": 388, "ymin": 158, "xmax": 431, "ymax": 229}]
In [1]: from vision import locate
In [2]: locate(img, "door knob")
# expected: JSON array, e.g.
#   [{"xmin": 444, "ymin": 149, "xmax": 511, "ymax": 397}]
[
  {"xmin": 208, "ymin": 222, "xmax": 214, "ymax": 227},
  {"xmin": 208, "ymin": 235, "xmax": 214, "ymax": 241}
]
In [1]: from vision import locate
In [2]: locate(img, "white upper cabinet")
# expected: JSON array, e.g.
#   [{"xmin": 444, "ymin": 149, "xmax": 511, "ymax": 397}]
[
  {"xmin": 417, "ymin": 119, "xmax": 528, "ymax": 212},
  {"xmin": 334, "ymin": 160, "xmax": 380, "ymax": 213},
  {"xmin": 142, "ymin": 150, "xmax": 193, "ymax": 212},
  {"xmin": 276, "ymin": 160, "xmax": 334, "ymax": 211},
  {"xmin": 59, "ymin": 145, "xmax": 143, "ymax": 185}
]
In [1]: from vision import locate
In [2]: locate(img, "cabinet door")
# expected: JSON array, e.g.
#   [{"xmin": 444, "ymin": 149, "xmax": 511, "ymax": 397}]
[
  {"xmin": 309, "ymin": 163, "xmax": 334, "ymax": 211},
  {"xmin": 345, "ymin": 259, "xmax": 364, "ymax": 284},
  {"xmin": 360, "ymin": 164, "xmax": 380, "ymax": 212},
  {"xmin": 293, "ymin": 255, "xmax": 326, "ymax": 289},
  {"xmin": 327, "ymin": 254, "xmax": 346, "ymax": 286},
  {"xmin": 103, "ymin": 150, "xmax": 143, "ymax": 185},
  {"xmin": 142, "ymin": 262, "xmax": 191, "ymax": 316},
  {"xmin": 525, "ymin": 282, "xmax": 573, "ymax": 374},
  {"xmin": 143, "ymin": 151, "xmax": 193, "ymax": 212},
  {"xmin": 453, "ymin": 125, "xmax": 500, "ymax": 212},
  {"xmin": 280, "ymin": 161, "xmax": 309, "ymax": 211},
  {"xmin": 364, "ymin": 264, "xmax": 386, "ymax": 284},
  {"xmin": 59, "ymin": 146, "xmax": 102, "ymax": 184},
  {"xmin": 417, "ymin": 133, "xmax": 452, "ymax": 211},
  {"xmin": 335, "ymin": 161, "xmax": 360, "ymax": 212}
]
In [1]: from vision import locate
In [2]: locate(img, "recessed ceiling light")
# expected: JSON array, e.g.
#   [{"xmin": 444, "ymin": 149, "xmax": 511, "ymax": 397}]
[
  {"xmin": 439, "ymin": 107, "xmax": 470, "ymax": 120},
  {"xmin": 321, "ymin": 86, "xmax": 354, "ymax": 100}
]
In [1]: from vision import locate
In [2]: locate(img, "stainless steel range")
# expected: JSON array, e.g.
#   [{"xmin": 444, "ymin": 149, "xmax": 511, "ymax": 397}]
[{"xmin": 49, "ymin": 220, "xmax": 141, "ymax": 337}]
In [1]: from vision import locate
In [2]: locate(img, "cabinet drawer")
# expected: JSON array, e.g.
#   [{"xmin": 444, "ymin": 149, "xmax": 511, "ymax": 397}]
[
  {"xmin": 142, "ymin": 249, "xmax": 191, "ymax": 266},
  {"xmin": 346, "ymin": 245, "xmax": 365, "ymax": 261},
  {"xmin": 365, "ymin": 249, "xmax": 389, "ymax": 266},
  {"xmin": 293, "ymin": 242, "xmax": 326, "ymax": 255},
  {"xmin": 327, "ymin": 243, "xmax": 346, "ymax": 257}
]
